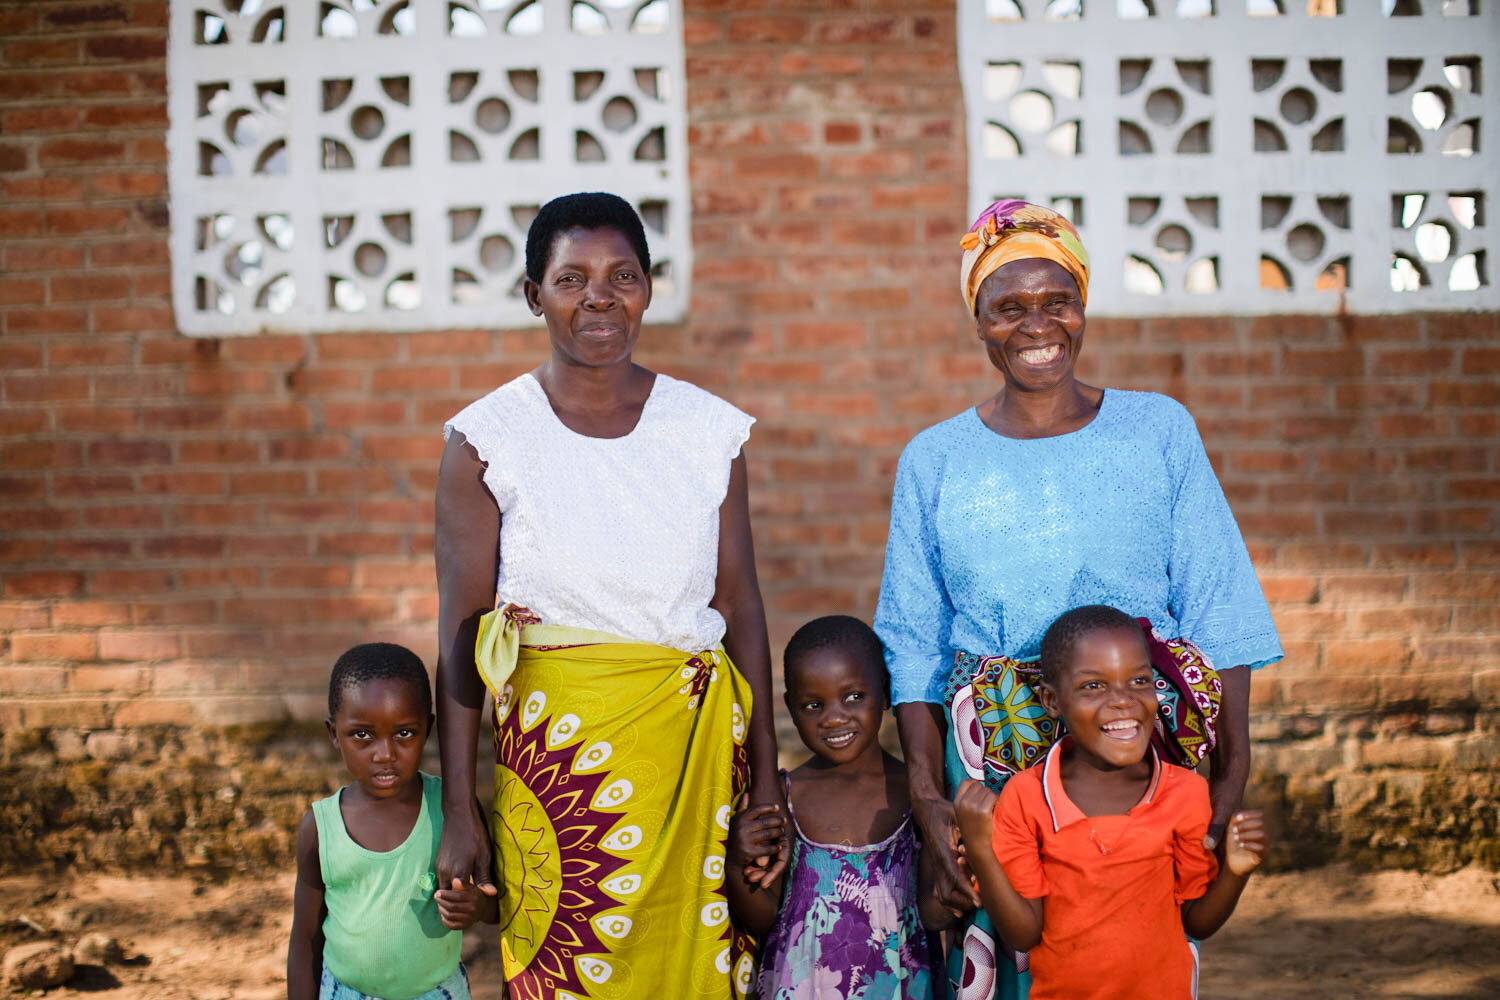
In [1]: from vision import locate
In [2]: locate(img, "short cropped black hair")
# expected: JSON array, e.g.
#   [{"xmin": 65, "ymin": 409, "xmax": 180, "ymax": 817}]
[
  {"xmin": 783, "ymin": 615, "xmax": 888, "ymax": 689},
  {"xmin": 327, "ymin": 642, "xmax": 432, "ymax": 720},
  {"xmin": 1038, "ymin": 604, "xmax": 1145, "ymax": 687},
  {"xmin": 524, "ymin": 192, "xmax": 651, "ymax": 283}
]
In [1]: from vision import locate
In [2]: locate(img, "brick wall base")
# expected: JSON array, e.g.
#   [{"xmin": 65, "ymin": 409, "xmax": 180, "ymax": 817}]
[
  {"xmin": 5, "ymin": 718, "xmax": 1496, "ymax": 876},
  {"xmin": 1250, "ymin": 709, "xmax": 1500, "ymax": 871},
  {"xmin": 1, "ymin": 724, "xmax": 329, "ymax": 874}
]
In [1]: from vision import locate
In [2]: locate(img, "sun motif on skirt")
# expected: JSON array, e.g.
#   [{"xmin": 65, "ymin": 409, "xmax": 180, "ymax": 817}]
[{"xmin": 492, "ymin": 683, "xmax": 636, "ymax": 1000}]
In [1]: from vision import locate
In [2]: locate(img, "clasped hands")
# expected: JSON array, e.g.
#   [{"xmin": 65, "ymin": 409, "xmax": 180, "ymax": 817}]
[{"xmin": 726, "ymin": 789, "xmax": 791, "ymax": 889}]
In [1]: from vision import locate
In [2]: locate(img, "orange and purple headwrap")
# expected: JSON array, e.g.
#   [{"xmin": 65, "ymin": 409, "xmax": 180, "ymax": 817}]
[{"xmin": 959, "ymin": 199, "xmax": 1090, "ymax": 313}]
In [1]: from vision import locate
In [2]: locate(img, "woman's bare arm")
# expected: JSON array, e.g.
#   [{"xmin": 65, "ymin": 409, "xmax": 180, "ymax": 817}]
[
  {"xmin": 1205, "ymin": 665, "xmax": 1250, "ymax": 849},
  {"xmin": 710, "ymin": 451, "xmax": 786, "ymax": 881},
  {"xmin": 898, "ymin": 701, "xmax": 980, "ymax": 913},
  {"xmin": 434, "ymin": 432, "xmax": 501, "ymax": 895},
  {"xmin": 917, "ymin": 828, "xmax": 960, "ymax": 931}
]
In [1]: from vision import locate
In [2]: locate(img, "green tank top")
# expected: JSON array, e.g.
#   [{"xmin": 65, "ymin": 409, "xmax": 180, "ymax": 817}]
[{"xmin": 312, "ymin": 772, "xmax": 457, "ymax": 1000}]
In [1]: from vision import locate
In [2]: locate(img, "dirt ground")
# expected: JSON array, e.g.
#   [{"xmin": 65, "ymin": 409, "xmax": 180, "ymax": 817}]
[{"xmin": 1, "ymin": 865, "xmax": 1497, "ymax": 1000}]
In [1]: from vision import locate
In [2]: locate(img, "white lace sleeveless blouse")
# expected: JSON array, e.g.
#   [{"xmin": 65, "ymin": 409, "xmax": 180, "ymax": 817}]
[{"xmin": 444, "ymin": 372, "xmax": 754, "ymax": 653}]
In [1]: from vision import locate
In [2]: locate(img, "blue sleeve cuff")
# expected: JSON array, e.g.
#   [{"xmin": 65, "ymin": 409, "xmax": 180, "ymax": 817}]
[
  {"xmin": 1202, "ymin": 637, "xmax": 1284, "ymax": 672},
  {"xmin": 888, "ymin": 654, "xmax": 951, "ymax": 706}
]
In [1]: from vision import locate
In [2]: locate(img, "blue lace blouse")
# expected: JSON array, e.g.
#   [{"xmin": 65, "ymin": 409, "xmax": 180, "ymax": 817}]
[{"xmin": 875, "ymin": 389, "xmax": 1283, "ymax": 705}]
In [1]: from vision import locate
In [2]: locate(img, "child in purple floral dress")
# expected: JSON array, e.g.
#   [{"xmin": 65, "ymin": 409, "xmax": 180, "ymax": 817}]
[{"xmin": 727, "ymin": 616, "xmax": 941, "ymax": 999}]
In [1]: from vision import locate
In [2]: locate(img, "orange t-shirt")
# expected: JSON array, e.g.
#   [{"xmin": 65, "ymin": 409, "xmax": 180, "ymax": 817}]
[{"xmin": 990, "ymin": 741, "xmax": 1218, "ymax": 1000}]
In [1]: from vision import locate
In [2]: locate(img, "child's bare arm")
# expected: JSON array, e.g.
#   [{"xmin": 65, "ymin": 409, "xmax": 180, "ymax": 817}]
[
  {"xmin": 287, "ymin": 812, "xmax": 325, "ymax": 1000},
  {"xmin": 1181, "ymin": 810, "xmax": 1266, "ymax": 939},
  {"xmin": 954, "ymin": 780, "xmax": 1044, "ymax": 952},
  {"xmin": 724, "ymin": 802, "xmax": 786, "ymax": 937}
]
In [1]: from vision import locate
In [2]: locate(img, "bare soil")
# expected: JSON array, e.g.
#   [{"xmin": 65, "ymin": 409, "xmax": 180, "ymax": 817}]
[{"xmin": 2, "ymin": 865, "xmax": 1497, "ymax": 999}]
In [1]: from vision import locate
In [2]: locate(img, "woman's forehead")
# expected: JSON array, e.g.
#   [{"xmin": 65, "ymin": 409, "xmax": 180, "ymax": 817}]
[
  {"xmin": 980, "ymin": 257, "xmax": 1080, "ymax": 297},
  {"xmin": 548, "ymin": 226, "xmax": 640, "ymax": 266}
]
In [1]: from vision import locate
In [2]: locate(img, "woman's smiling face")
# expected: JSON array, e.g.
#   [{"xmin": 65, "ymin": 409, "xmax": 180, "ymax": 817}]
[
  {"xmin": 525, "ymin": 226, "xmax": 652, "ymax": 369},
  {"xmin": 973, "ymin": 257, "xmax": 1086, "ymax": 393}
]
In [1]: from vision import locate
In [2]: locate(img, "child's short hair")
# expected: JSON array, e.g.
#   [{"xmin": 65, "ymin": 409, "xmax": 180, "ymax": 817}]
[
  {"xmin": 327, "ymin": 642, "xmax": 432, "ymax": 719},
  {"xmin": 783, "ymin": 615, "xmax": 887, "ymax": 687},
  {"xmin": 1039, "ymin": 605, "xmax": 1143, "ymax": 686}
]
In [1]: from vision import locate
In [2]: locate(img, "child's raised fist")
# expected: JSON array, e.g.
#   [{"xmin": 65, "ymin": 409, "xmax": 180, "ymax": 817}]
[
  {"xmin": 953, "ymin": 779, "xmax": 999, "ymax": 852},
  {"xmin": 1224, "ymin": 810, "xmax": 1267, "ymax": 877}
]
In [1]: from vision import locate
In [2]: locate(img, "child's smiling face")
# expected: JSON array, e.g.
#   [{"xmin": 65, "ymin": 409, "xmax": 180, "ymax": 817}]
[
  {"xmin": 326, "ymin": 676, "xmax": 431, "ymax": 801},
  {"xmin": 1039, "ymin": 626, "xmax": 1156, "ymax": 772},
  {"xmin": 784, "ymin": 646, "xmax": 888, "ymax": 767}
]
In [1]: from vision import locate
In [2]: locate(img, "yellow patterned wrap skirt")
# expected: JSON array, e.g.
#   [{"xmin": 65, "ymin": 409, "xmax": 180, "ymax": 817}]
[{"xmin": 475, "ymin": 605, "xmax": 755, "ymax": 999}]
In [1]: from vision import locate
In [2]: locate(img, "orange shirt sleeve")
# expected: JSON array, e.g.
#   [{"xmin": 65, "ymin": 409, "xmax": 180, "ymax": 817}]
[
  {"xmin": 1171, "ymin": 770, "xmax": 1218, "ymax": 904},
  {"xmin": 991, "ymin": 774, "xmax": 1048, "ymax": 899}
]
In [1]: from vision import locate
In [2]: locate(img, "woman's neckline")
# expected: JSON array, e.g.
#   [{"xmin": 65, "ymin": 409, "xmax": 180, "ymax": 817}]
[
  {"xmin": 969, "ymin": 387, "xmax": 1110, "ymax": 442},
  {"xmin": 524, "ymin": 369, "xmax": 662, "ymax": 440}
]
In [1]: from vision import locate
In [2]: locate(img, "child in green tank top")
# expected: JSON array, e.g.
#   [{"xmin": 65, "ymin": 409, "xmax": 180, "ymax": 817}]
[{"xmin": 287, "ymin": 643, "xmax": 497, "ymax": 1000}]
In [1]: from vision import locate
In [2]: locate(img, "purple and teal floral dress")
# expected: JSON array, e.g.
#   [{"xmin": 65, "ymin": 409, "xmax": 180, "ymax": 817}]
[{"xmin": 757, "ymin": 782, "xmax": 936, "ymax": 1000}]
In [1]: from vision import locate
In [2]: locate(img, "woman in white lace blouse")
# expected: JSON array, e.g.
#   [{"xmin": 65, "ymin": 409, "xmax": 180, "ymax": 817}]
[{"xmin": 433, "ymin": 193, "xmax": 782, "ymax": 999}]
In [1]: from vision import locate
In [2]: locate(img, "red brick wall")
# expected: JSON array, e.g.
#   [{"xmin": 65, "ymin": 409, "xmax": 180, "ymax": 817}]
[{"xmin": 2, "ymin": 0, "xmax": 1497, "ymax": 777}]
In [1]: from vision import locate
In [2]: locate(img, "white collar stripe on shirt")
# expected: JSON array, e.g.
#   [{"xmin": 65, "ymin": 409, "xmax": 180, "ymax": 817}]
[{"xmin": 1039, "ymin": 738, "xmax": 1164, "ymax": 833}]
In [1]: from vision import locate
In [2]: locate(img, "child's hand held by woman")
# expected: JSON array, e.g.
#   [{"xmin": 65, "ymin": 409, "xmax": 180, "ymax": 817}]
[
  {"xmin": 727, "ymin": 800, "xmax": 786, "ymax": 886},
  {"xmin": 950, "ymin": 816, "xmax": 979, "ymax": 903},
  {"xmin": 435, "ymin": 876, "xmax": 500, "ymax": 931}
]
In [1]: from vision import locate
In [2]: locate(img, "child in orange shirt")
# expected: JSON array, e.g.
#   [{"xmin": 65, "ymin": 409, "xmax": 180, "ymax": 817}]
[{"xmin": 954, "ymin": 605, "xmax": 1267, "ymax": 1000}]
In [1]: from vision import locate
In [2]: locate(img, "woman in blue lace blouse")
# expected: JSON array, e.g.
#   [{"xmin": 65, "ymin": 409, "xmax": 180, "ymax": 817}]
[{"xmin": 875, "ymin": 200, "xmax": 1282, "ymax": 999}]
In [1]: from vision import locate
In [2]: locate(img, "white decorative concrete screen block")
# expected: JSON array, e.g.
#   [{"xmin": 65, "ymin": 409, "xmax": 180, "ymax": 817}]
[
  {"xmin": 959, "ymin": 1, "xmax": 1496, "ymax": 316},
  {"xmin": 168, "ymin": 0, "xmax": 690, "ymax": 335}
]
